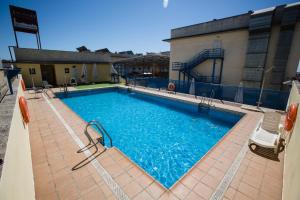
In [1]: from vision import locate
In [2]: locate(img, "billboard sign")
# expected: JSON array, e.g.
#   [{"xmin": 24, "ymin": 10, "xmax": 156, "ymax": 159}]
[
  {"xmin": 9, "ymin": 5, "xmax": 39, "ymax": 34},
  {"xmin": 9, "ymin": 5, "xmax": 41, "ymax": 48}
]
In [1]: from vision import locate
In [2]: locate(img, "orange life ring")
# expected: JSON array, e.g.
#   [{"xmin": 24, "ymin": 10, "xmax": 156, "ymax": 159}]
[
  {"xmin": 21, "ymin": 79, "xmax": 26, "ymax": 91},
  {"xmin": 284, "ymin": 103, "xmax": 298, "ymax": 131},
  {"xmin": 19, "ymin": 96, "xmax": 30, "ymax": 123},
  {"xmin": 285, "ymin": 118, "xmax": 294, "ymax": 132},
  {"xmin": 168, "ymin": 83, "xmax": 176, "ymax": 91}
]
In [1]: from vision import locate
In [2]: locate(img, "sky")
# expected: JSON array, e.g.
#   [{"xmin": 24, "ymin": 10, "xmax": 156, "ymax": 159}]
[{"xmin": 0, "ymin": 0, "xmax": 298, "ymax": 60}]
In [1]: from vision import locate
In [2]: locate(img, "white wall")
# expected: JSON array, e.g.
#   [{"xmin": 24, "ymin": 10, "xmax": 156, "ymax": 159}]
[
  {"xmin": 0, "ymin": 78, "xmax": 35, "ymax": 200},
  {"xmin": 282, "ymin": 81, "xmax": 300, "ymax": 200},
  {"xmin": 169, "ymin": 29, "xmax": 248, "ymax": 85}
]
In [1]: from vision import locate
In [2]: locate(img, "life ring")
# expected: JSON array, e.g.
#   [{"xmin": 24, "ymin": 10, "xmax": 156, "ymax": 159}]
[
  {"xmin": 168, "ymin": 82, "xmax": 176, "ymax": 91},
  {"xmin": 21, "ymin": 79, "xmax": 26, "ymax": 91},
  {"xmin": 19, "ymin": 96, "xmax": 30, "ymax": 123},
  {"xmin": 284, "ymin": 103, "xmax": 298, "ymax": 131}
]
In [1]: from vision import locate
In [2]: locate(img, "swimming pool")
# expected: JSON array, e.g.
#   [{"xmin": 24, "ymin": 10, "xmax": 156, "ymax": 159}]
[{"xmin": 58, "ymin": 88, "xmax": 242, "ymax": 188}]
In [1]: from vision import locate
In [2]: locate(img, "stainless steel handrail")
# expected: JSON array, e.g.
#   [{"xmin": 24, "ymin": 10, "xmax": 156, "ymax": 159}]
[
  {"xmin": 63, "ymin": 83, "xmax": 68, "ymax": 94},
  {"xmin": 208, "ymin": 89, "xmax": 215, "ymax": 106},
  {"xmin": 199, "ymin": 89, "xmax": 215, "ymax": 107},
  {"xmin": 86, "ymin": 120, "xmax": 113, "ymax": 148}
]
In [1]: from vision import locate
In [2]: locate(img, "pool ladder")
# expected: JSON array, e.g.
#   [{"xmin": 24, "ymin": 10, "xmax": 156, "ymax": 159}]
[
  {"xmin": 200, "ymin": 90, "xmax": 215, "ymax": 107},
  {"xmin": 80, "ymin": 120, "xmax": 113, "ymax": 153},
  {"xmin": 59, "ymin": 83, "xmax": 68, "ymax": 95},
  {"xmin": 198, "ymin": 90, "xmax": 216, "ymax": 113},
  {"xmin": 63, "ymin": 83, "xmax": 68, "ymax": 94}
]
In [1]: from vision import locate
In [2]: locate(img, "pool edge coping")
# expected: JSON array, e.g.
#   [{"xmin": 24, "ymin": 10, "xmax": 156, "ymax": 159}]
[
  {"xmin": 53, "ymin": 88, "xmax": 169, "ymax": 190},
  {"xmin": 41, "ymin": 93, "xmax": 130, "ymax": 200},
  {"xmin": 52, "ymin": 86, "xmax": 259, "ymax": 196}
]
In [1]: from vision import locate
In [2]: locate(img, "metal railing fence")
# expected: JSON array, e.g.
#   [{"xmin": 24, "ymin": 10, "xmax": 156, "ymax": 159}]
[{"xmin": 127, "ymin": 77, "xmax": 289, "ymax": 110}]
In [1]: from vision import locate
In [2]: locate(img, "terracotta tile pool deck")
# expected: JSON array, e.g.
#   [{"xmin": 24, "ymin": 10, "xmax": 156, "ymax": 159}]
[{"xmin": 26, "ymin": 87, "xmax": 284, "ymax": 200}]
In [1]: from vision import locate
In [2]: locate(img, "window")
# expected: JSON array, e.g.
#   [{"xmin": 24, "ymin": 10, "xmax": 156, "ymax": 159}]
[
  {"xmin": 297, "ymin": 59, "xmax": 300, "ymax": 74},
  {"xmin": 213, "ymin": 39, "xmax": 222, "ymax": 48},
  {"xmin": 65, "ymin": 68, "xmax": 70, "ymax": 73},
  {"xmin": 29, "ymin": 68, "xmax": 36, "ymax": 75}
]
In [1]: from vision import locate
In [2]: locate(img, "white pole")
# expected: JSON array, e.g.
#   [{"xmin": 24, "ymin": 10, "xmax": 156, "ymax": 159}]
[
  {"xmin": 31, "ymin": 76, "xmax": 35, "ymax": 88},
  {"xmin": 257, "ymin": 66, "xmax": 274, "ymax": 109}
]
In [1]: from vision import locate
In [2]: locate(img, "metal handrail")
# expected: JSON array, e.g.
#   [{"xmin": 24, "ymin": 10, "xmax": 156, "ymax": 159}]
[
  {"xmin": 208, "ymin": 89, "xmax": 215, "ymax": 106},
  {"xmin": 199, "ymin": 89, "xmax": 215, "ymax": 107},
  {"xmin": 173, "ymin": 48, "xmax": 224, "ymax": 71},
  {"xmin": 186, "ymin": 49, "xmax": 224, "ymax": 69},
  {"xmin": 86, "ymin": 120, "xmax": 113, "ymax": 147},
  {"xmin": 60, "ymin": 83, "xmax": 68, "ymax": 94},
  {"xmin": 64, "ymin": 84, "xmax": 68, "ymax": 93}
]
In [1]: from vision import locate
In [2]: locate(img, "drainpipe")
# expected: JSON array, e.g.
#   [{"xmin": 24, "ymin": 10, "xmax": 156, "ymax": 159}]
[
  {"xmin": 219, "ymin": 58, "xmax": 224, "ymax": 84},
  {"xmin": 212, "ymin": 59, "xmax": 216, "ymax": 83}
]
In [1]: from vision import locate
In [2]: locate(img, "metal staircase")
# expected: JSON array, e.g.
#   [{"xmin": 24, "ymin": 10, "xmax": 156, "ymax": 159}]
[{"xmin": 172, "ymin": 48, "xmax": 224, "ymax": 83}]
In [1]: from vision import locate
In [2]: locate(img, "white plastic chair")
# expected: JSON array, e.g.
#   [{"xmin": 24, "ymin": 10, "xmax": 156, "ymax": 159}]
[
  {"xmin": 42, "ymin": 80, "xmax": 53, "ymax": 89},
  {"xmin": 249, "ymin": 112, "xmax": 282, "ymax": 154},
  {"xmin": 70, "ymin": 77, "xmax": 77, "ymax": 86}
]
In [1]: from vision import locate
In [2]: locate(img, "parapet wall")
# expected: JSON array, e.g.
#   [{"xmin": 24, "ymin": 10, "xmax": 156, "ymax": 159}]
[
  {"xmin": 171, "ymin": 13, "xmax": 250, "ymax": 39},
  {"xmin": 283, "ymin": 81, "xmax": 300, "ymax": 200},
  {"xmin": 0, "ymin": 78, "xmax": 35, "ymax": 200}
]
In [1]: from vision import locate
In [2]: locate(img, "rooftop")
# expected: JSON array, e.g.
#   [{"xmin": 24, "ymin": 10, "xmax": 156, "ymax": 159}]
[
  {"xmin": 164, "ymin": 2, "xmax": 300, "ymax": 41},
  {"xmin": 11, "ymin": 47, "xmax": 112, "ymax": 64}
]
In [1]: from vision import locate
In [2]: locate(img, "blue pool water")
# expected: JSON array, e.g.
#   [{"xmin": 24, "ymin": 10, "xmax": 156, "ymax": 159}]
[{"xmin": 59, "ymin": 88, "xmax": 241, "ymax": 188}]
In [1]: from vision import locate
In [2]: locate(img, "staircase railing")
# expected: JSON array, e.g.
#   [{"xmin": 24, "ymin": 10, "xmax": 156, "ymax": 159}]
[
  {"xmin": 172, "ymin": 48, "xmax": 224, "ymax": 71},
  {"xmin": 184, "ymin": 70, "xmax": 220, "ymax": 83}
]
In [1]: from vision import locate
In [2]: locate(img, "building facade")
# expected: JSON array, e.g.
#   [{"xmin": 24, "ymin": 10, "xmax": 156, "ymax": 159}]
[
  {"xmin": 7, "ymin": 47, "xmax": 112, "ymax": 87},
  {"xmin": 113, "ymin": 54, "xmax": 169, "ymax": 78},
  {"xmin": 165, "ymin": 2, "xmax": 300, "ymax": 90}
]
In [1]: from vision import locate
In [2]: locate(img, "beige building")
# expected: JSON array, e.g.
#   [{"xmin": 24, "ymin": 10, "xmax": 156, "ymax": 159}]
[
  {"xmin": 165, "ymin": 2, "xmax": 300, "ymax": 90},
  {"xmin": 7, "ymin": 47, "xmax": 113, "ymax": 87}
]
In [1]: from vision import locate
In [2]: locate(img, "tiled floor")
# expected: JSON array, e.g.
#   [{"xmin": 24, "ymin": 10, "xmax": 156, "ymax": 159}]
[{"xmin": 26, "ymin": 87, "xmax": 284, "ymax": 200}]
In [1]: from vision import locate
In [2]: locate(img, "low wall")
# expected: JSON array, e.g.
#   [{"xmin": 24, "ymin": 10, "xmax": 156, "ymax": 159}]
[
  {"xmin": 0, "ymin": 70, "xmax": 8, "ymax": 101},
  {"xmin": 0, "ymin": 78, "xmax": 35, "ymax": 200},
  {"xmin": 283, "ymin": 81, "xmax": 300, "ymax": 200}
]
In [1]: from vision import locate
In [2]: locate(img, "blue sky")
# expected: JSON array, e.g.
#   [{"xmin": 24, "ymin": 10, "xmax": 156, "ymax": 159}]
[{"xmin": 0, "ymin": 0, "xmax": 298, "ymax": 59}]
